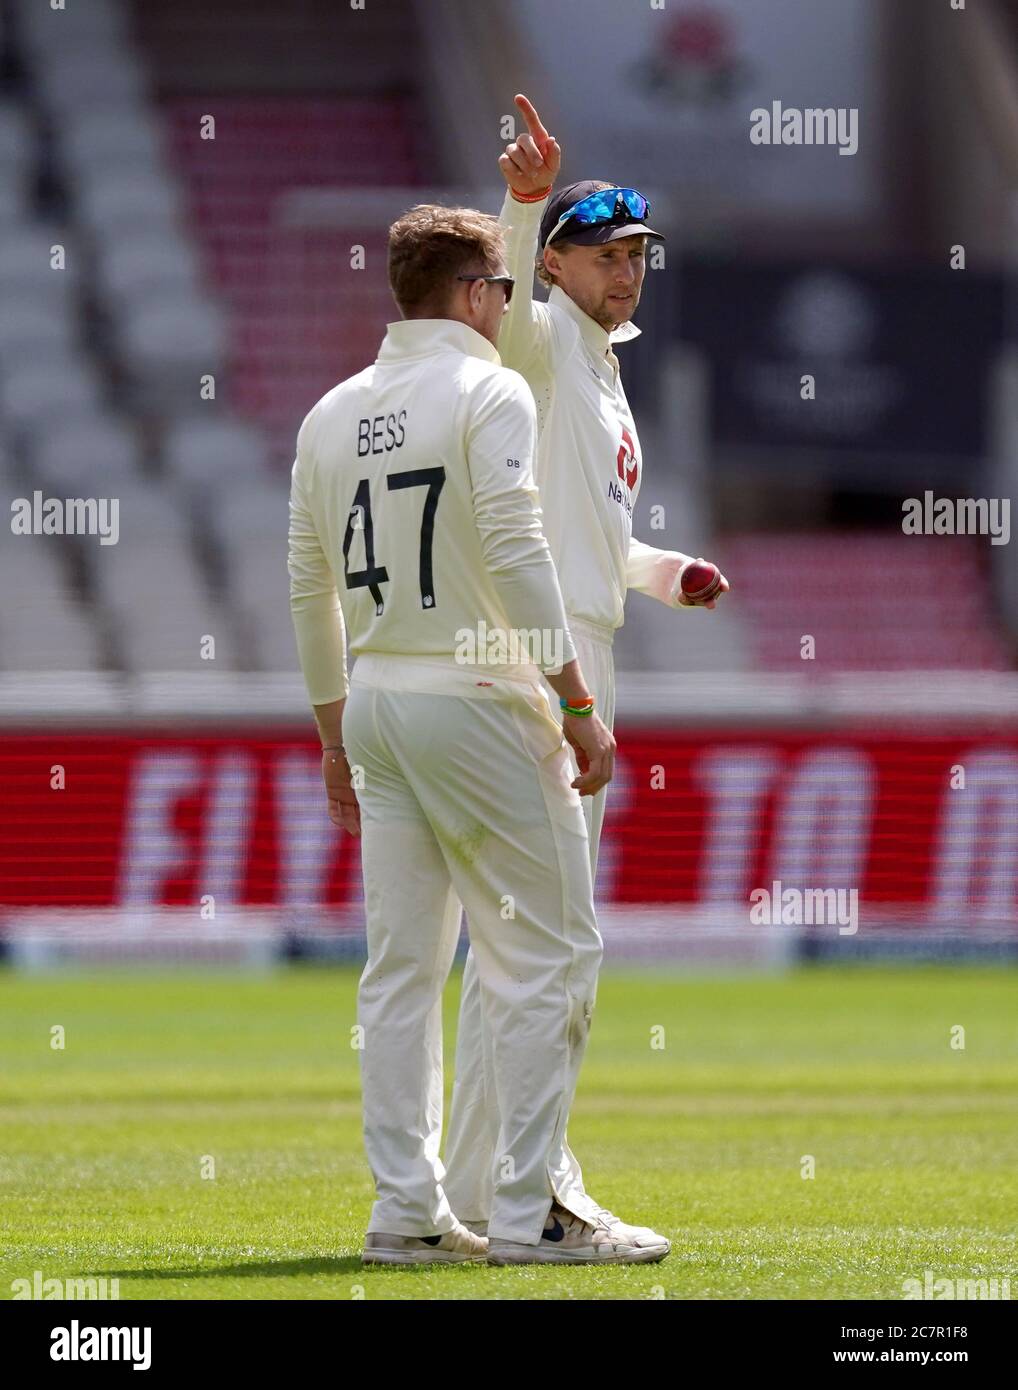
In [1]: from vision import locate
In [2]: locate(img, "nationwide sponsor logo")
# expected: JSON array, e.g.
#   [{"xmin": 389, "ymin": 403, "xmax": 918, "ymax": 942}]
[{"xmin": 608, "ymin": 477, "xmax": 633, "ymax": 516}]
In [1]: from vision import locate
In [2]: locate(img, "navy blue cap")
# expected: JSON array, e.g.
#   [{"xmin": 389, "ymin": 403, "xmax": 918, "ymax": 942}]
[{"xmin": 539, "ymin": 181, "xmax": 665, "ymax": 250}]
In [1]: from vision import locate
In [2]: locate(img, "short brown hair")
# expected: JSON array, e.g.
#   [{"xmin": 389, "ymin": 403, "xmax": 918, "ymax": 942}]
[
  {"xmin": 388, "ymin": 204, "xmax": 505, "ymax": 316},
  {"xmin": 536, "ymin": 240, "xmax": 572, "ymax": 290},
  {"xmin": 536, "ymin": 180, "xmax": 615, "ymax": 289}
]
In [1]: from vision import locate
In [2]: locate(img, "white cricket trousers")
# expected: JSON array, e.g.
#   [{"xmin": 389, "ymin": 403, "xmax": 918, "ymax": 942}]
[
  {"xmin": 343, "ymin": 656, "xmax": 604, "ymax": 1245},
  {"xmin": 444, "ymin": 621, "xmax": 616, "ymax": 1225}
]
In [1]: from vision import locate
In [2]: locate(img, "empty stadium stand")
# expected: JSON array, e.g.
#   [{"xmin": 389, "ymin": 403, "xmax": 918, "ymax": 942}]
[
  {"xmin": 0, "ymin": 0, "xmax": 1013, "ymax": 688},
  {"xmin": 137, "ymin": 0, "xmax": 426, "ymax": 459}
]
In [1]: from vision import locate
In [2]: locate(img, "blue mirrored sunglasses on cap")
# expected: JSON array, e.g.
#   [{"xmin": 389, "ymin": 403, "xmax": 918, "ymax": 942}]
[{"xmin": 546, "ymin": 187, "xmax": 650, "ymax": 245}]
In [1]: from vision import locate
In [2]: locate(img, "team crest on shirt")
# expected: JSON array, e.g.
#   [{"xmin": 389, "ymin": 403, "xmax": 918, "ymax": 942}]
[{"xmin": 608, "ymin": 425, "xmax": 638, "ymax": 514}]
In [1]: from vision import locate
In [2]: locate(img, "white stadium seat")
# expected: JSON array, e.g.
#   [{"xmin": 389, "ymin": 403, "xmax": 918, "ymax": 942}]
[
  {"xmin": 13, "ymin": 0, "xmax": 125, "ymax": 52},
  {"xmin": 0, "ymin": 103, "xmax": 33, "ymax": 174},
  {"xmin": 0, "ymin": 295, "xmax": 77, "ymax": 365},
  {"xmin": 92, "ymin": 541, "xmax": 211, "ymax": 608},
  {"xmin": 120, "ymin": 295, "xmax": 228, "ymax": 394},
  {"xmin": 0, "ymin": 224, "xmax": 81, "ymax": 299},
  {"xmin": 114, "ymin": 604, "xmax": 247, "ymax": 673},
  {"xmin": 162, "ymin": 416, "xmax": 271, "ymax": 489},
  {"xmin": 32, "ymin": 46, "xmax": 148, "ymax": 116},
  {"xmin": 78, "ymin": 172, "xmax": 181, "ymax": 239},
  {"xmin": 95, "ymin": 232, "xmax": 201, "ymax": 308},
  {"xmin": 0, "ymin": 167, "xmax": 30, "ymax": 225},
  {"xmin": 0, "ymin": 535, "xmax": 103, "ymax": 671},
  {"xmin": 87, "ymin": 535, "xmax": 246, "ymax": 672},
  {"xmin": 30, "ymin": 415, "xmax": 143, "ymax": 492},
  {"xmin": 0, "ymin": 602, "xmax": 105, "ymax": 671},
  {"xmin": 106, "ymin": 484, "xmax": 193, "ymax": 546},
  {"xmin": 245, "ymin": 591, "xmax": 301, "ymax": 674},
  {"xmin": 0, "ymin": 360, "xmax": 103, "ymax": 436},
  {"xmin": 60, "ymin": 111, "xmax": 164, "ymax": 174},
  {"xmin": 215, "ymin": 485, "xmax": 289, "ymax": 547}
]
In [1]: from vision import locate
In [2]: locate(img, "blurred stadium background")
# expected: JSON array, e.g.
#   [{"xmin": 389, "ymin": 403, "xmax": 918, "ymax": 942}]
[{"xmin": 1, "ymin": 0, "xmax": 1016, "ymax": 967}]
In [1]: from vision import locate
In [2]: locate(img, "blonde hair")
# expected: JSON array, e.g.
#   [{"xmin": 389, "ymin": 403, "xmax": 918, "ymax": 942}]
[{"xmin": 388, "ymin": 204, "xmax": 506, "ymax": 316}]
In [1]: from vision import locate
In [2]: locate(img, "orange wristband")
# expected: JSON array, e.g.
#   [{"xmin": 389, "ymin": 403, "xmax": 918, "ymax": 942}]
[{"xmin": 511, "ymin": 185, "xmax": 552, "ymax": 203}]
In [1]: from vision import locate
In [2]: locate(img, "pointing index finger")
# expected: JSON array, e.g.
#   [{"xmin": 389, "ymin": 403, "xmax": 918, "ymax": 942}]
[{"xmin": 515, "ymin": 93, "xmax": 549, "ymax": 145}]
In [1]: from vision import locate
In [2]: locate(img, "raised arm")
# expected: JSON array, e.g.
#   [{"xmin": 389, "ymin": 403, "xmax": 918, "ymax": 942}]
[{"xmin": 496, "ymin": 94, "xmax": 561, "ymax": 377}]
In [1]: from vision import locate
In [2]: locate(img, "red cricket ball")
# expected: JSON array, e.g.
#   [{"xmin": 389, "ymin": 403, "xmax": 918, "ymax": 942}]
[{"xmin": 680, "ymin": 558, "xmax": 722, "ymax": 603}]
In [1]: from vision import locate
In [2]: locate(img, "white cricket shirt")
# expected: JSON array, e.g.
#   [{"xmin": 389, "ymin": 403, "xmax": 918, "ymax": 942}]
[
  {"xmin": 497, "ymin": 189, "xmax": 692, "ymax": 635},
  {"xmin": 288, "ymin": 318, "xmax": 577, "ymax": 705}
]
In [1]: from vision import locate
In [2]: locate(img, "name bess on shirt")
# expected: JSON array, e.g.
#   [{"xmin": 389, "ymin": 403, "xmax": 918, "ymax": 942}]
[
  {"xmin": 357, "ymin": 411, "xmax": 408, "ymax": 455},
  {"xmin": 608, "ymin": 425, "xmax": 639, "ymax": 516}
]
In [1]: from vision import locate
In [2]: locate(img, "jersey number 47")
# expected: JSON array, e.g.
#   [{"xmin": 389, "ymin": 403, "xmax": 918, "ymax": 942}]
[{"xmin": 342, "ymin": 467, "xmax": 446, "ymax": 615}]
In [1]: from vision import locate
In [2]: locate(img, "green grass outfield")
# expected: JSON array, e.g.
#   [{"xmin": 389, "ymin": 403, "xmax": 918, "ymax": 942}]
[{"xmin": 1, "ymin": 964, "xmax": 1016, "ymax": 1301}]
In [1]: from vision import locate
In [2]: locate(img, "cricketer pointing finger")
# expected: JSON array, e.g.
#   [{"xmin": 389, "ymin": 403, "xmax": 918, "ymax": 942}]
[{"xmin": 442, "ymin": 94, "xmax": 729, "ymax": 1245}]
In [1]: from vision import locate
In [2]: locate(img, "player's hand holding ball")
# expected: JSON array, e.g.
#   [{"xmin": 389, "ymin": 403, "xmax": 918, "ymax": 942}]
[
  {"xmin": 672, "ymin": 557, "xmax": 730, "ymax": 610},
  {"xmin": 500, "ymin": 93, "xmax": 561, "ymax": 199}
]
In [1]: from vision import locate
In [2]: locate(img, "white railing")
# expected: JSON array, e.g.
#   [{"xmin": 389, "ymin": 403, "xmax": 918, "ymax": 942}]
[{"xmin": 0, "ymin": 669, "xmax": 1016, "ymax": 727}]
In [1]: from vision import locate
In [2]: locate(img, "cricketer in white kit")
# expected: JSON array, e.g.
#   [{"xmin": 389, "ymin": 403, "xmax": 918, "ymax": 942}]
[
  {"xmin": 289, "ymin": 203, "xmax": 667, "ymax": 1264},
  {"xmin": 443, "ymin": 96, "xmax": 729, "ymax": 1241}
]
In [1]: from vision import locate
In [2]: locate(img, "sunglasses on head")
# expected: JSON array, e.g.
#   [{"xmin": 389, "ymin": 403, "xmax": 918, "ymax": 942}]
[
  {"xmin": 456, "ymin": 274, "xmax": 515, "ymax": 306},
  {"xmin": 546, "ymin": 187, "xmax": 650, "ymax": 246}
]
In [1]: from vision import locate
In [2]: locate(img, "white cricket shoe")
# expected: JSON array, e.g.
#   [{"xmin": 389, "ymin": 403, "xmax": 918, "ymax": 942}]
[
  {"xmin": 487, "ymin": 1203, "xmax": 670, "ymax": 1265},
  {"xmin": 362, "ymin": 1218, "xmax": 488, "ymax": 1265},
  {"xmin": 591, "ymin": 1204, "xmax": 668, "ymax": 1245},
  {"xmin": 465, "ymin": 1206, "xmax": 668, "ymax": 1248}
]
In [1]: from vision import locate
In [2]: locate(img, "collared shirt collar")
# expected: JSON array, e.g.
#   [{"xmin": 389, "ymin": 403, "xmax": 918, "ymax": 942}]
[
  {"xmin": 548, "ymin": 284, "xmax": 641, "ymax": 360},
  {"xmin": 377, "ymin": 317, "xmax": 501, "ymax": 366}
]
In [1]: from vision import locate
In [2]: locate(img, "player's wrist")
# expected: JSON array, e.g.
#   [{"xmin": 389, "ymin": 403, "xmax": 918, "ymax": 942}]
[
  {"xmin": 560, "ymin": 695, "xmax": 595, "ymax": 717},
  {"xmin": 510, "ymin": 184, "xmax": 552, "ymax": 204}
]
